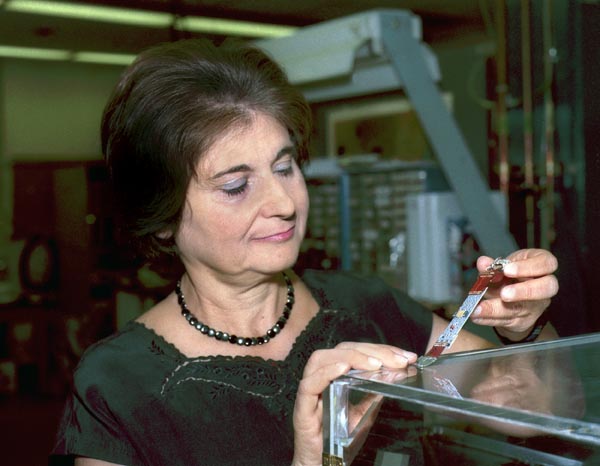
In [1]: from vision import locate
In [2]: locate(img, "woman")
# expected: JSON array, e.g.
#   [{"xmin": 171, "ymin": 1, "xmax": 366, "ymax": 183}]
[{"xmin": 51, "ymin": 39, "xmax": 559, "ymax": 466}]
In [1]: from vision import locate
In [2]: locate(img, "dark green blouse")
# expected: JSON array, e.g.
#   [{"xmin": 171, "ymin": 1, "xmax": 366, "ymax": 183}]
[{"xmin": 51, "ymin": 270, "xmax": 432, "ymax": 466}]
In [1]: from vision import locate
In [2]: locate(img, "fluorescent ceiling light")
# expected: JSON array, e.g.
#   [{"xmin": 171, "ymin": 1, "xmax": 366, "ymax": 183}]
[
  {"xmin": 175, "ymin": 17, "xmax": 296, "ymax": 38},
  {"xmin": 5, "ymin": 0, "xmax": 172, "ymax": 27},
  {"xmin": 0, "ymin": 45, "xmax": 70, "ymax": 60},
  {"xmin": 0, "ymin": 45, "xmax": 136, "ymax": 64},
  {"xmin": 73, "ymin": 51, "xmax": 136, "ymax": 65},
  {"xmin": 4, "ymin": 0, "xmax": 297, "ymax": 37}
]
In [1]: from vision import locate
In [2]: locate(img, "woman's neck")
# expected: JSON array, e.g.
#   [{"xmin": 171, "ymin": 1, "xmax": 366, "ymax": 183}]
[
  {"xmin": 137, "ymin": 270, "xmax": 319, "ymax": 361},
  {"xmin": 180, "ymin": 270, "xmax": 288, "ymax": 338}
]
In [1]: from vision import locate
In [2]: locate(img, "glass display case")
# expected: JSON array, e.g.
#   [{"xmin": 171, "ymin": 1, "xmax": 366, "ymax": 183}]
[{"xmin": 323, "ymin": 333, "xmax": 600, "ymax": 465}]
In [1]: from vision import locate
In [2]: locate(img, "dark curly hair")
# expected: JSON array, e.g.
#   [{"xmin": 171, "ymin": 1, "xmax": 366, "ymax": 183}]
[{"xmin": 101, "ymin": 38, "xmax": 312, "ymax": 258}]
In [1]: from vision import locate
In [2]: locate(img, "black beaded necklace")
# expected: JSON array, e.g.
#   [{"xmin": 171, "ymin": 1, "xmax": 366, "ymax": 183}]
[{"xmin": 175, "ymin": 272, "xmax": 294, "ymax": 346}]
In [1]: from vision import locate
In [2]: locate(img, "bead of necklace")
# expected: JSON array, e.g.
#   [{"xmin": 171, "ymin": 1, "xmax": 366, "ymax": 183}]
[{"xmin": 175, "ymin": 272, "xmax": 294, "ymax": 346}]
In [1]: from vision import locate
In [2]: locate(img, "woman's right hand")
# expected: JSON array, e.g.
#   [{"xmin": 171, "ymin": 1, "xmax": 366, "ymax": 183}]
[{"xmin": 291, "ymin": 342, "xmax": 417, "ymax": 466}]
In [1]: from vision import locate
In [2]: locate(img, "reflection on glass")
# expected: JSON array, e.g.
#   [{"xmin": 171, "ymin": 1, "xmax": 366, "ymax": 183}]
[{"xmin": 324, "ymin": 333, "xmax": 600, "ymax": 466}]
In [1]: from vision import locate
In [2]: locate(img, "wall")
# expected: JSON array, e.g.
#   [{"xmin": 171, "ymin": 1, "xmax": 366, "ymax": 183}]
[{"xmin": 0, "ymin": 58, "xmax": 125, "ymax": 245}]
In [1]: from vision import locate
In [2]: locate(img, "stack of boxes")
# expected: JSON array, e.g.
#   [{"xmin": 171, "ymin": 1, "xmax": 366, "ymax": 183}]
[{"xmin": 302, "ymin": 159, "xmax": 447, "ymax": 291}]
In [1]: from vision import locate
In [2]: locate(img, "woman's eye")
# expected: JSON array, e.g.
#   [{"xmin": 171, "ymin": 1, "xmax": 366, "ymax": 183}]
[
  {"xmin": 275, "ymin": 161, "xmax": 294, "ymax": 177},
  {"xmin": 222, "ymin": 179, "xmax": 248, "ymax": 197}
]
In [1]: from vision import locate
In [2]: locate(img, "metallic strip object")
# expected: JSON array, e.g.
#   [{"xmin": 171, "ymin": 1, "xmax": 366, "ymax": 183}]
[{"xmin": 416, "ymin": 258, "xmax": 510, "ymax": 369}]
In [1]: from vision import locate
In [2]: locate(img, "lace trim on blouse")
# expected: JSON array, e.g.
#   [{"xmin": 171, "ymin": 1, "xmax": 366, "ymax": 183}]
[{"xmin": 128, "ymin": 304, "xmax": 367, "ymax": 420}]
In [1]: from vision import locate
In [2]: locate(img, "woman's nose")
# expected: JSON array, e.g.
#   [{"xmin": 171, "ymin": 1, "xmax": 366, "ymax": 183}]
[{"xmin": 260, "ymin": 176, "xmax": 295, "ymax": 218}]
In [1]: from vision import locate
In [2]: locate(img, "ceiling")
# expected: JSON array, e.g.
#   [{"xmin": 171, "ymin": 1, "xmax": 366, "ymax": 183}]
[{"xmin": 0, "ymin": 0, "xmax": 492, "ymax": 56}]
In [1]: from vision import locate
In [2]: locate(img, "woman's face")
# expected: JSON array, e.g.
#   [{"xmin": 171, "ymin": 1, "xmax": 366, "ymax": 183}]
[{"xmin": 175, "ymin": 112, "xmax": 309, "ymax": 278}]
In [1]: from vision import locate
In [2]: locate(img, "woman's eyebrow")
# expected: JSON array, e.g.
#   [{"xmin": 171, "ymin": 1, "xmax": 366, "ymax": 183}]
[
  {"xmin": 210, "ymin": 164, "xmax": 250, "ymax": 180},
  {"xmin": 274, "ymin": 145, "xmax": 296, "ymax": 162}
]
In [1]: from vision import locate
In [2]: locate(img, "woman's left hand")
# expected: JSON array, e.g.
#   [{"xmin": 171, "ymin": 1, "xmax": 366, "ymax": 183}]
[{"xmin": 470, "ymin": 248, "xmax": 559, "ymax": 341}]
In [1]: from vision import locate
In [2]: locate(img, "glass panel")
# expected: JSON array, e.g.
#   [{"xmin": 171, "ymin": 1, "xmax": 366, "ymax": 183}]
[{"xmin": 326, "ymin": 333, "xmax": 600, "ymax": 465}]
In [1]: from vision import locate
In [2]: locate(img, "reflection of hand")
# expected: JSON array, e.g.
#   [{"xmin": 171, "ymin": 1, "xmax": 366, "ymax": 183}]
[
  {"xmin": 470, "ymin": 353, "xmax": 551, "ymax": 415},
  {"xmin": 366, "ymin": 366, "xmax": 418, "ymax": 385},
  {"xmin": 467, "ymin": 351, "xmax": 586, "ymax": 438},
  {"xmin": 471, "ymin": 249, "xmax": 559, "ymax": 341},
  {"xmin": 421, "ymin": 353, "xmax": 552, "ymax": 438},
  {"xmin": 348, "ymin": 367, "xmax": 417, "ymax": 432},
  {"xmin": 292, "ymin": 343, "xmax": 416, "ymax": 466}
]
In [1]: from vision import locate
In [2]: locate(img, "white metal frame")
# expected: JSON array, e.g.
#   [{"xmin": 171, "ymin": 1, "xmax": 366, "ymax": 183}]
[{"xmin": 258, "ymin": 9, "xmax": 517, "ymax": 256}]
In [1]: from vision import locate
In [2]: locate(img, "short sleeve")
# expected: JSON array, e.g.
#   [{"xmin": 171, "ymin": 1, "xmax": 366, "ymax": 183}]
[{"xmin": 50, "ymin": 358, "xmax": 140, "ymax": 465}]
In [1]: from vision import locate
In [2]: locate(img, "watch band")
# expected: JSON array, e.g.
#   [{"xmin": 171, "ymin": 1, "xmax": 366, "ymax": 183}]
[{"xmin": 416, "ymin": 257, "xmax": 510, "ymax": 369}]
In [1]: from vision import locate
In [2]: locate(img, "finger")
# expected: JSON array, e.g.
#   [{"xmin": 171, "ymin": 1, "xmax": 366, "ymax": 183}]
[
  {"xmin": 476, "ymin": 255, "xmax": 495, "ymax": 272},
  {"xmin": 474, "ymin": 298, "xmax": 529, "ymax": 322},
  {"xmin": 335, "ymin": 342, "xmax": 418, "ymax": 367},
  {"xmin": 472, "ymin": 298, "xmax": 548, "ymax": 330},
  {"xmin": 295, "ymin": 361, "xmax": 351, "ymax": 416},
  {"xmin": 503, "ymin": 250, "xmax": 558, "ymax": 278},
  {"xmin": 499, "ymin": 275, "xmax": 559, "ymax": 302},
  {"xmin": 302, "ymin": 349, "xmax": 383, "ymax": 379}
]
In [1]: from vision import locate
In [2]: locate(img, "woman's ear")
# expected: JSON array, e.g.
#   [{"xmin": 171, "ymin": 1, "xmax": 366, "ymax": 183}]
[{"xmin": 156, "ymin": 229, "xmax": 173, "ymax": 240}]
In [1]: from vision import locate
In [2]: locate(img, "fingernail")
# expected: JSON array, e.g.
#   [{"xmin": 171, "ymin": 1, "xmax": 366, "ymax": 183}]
[
  {"xmin": 395, "ymin": 354, "xmax": 410, "ymax": 364},
  {"xmin": 368, "ymin": 357, "xmax": 383, "ymax": 368},
  {"xmin": 394, "ymin": 353, "xmax": 407, "ymax": 362},
  {"xmin": 472, "ymin": 306, "xmax": 482, "ymax": 318},
  {"xmin": 503, "ymin": 263, "xmax": 516, "ymax": 275}
]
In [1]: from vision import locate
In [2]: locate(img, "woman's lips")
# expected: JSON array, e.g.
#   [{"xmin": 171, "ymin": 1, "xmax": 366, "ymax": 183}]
[{"xmin": 255, "ymin": 226, "xmax": 295, "ymax": 242}]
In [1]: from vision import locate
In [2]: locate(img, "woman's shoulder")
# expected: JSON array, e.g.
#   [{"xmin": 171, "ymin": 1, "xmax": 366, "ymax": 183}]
[
  {"xmin": 300, "ymin": 269, "xmax": 397, "ymax": 306},
  {"xmin": 301, "ymin": 268, "xmax": 387, "ymax": 288},
  {"xmin": 73, "ymin": 321, "xmax": 169, "ymax": 389},
  {"xmin": 300, "ymin": 268, "xmax": 431, "ymax": 326},
  {"xmin": 298, "ymin": 269, "xmax": 431, "ymax": 353},
  {"xmin": 79, "ymin": 320, "xmax": 150, "ymax": 357}
]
